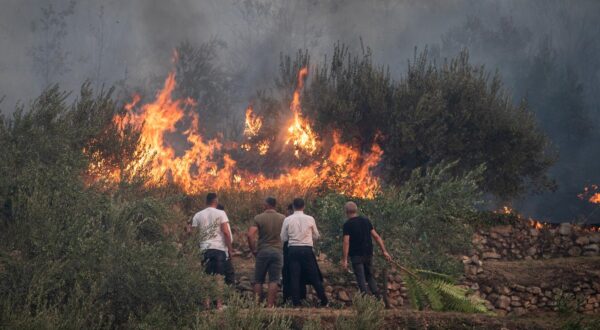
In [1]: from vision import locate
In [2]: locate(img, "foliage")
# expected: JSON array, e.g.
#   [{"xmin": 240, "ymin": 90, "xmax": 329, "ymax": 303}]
[
  {"xmin": 193, "ymin": 293, "xmax": 292, "ymax": 330},
  {"xmin": 174, "ymin": 40, "xmax": 234, "ymax": 139},
  {"xmin": 294, "ymin": 44, "xmax": 556, "ymax": 200},
  {"xmin": 0, "ymin": 85, "xmax": 217, "ymax": 329},
  {"xmin": 310, "ymin": 160, "xmax": 483, "ymax": 276},
  {"xmin": 335, "ymin": 294, "xmax": 385, "ymax": 330},
  {"xmin": 400, "ymin": 267, "xmax": 488, "ymax": 313}
]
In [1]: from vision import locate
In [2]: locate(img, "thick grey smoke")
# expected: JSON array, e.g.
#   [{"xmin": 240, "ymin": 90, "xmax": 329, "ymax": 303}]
[{"xmin": 1, "ymin": 0, "xmax": 599, "ymax": 222}]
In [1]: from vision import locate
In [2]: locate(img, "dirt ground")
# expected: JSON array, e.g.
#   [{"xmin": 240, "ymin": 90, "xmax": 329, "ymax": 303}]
[{"xmin": 479, "ymin": 256, "xmax": 600, "ymax": 286}]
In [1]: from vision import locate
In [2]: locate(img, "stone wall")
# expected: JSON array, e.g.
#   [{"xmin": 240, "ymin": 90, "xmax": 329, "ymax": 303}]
[
  {"xmin": 470, "ymin": 221, "xmax": 600, "ymax": 262},
  {"xmin": 463, "ymin": 219, "xmax": 600, "ymax": 315}
]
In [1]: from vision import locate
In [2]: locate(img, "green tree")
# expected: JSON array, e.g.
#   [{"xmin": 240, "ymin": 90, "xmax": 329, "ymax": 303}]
[{"xmin": 300, "ymin": 44, "xmax": 555, "ymax": 200}]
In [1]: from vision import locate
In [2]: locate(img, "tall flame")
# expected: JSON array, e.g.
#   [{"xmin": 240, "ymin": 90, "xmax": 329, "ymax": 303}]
[
  {"xmin": 285, "ymin": 67, "xmax": 319, "ymax": 158},
  {"xmin": 90, "ymin": 65, "xmax": 383, "ymax": 199}
]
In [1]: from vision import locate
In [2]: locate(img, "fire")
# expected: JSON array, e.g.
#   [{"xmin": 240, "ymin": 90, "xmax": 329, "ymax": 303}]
[
  {"xmin": 285, "ymin": 67, "xmax": 319, "ymax": 158},
  {"xmin": 89, "ymin": 63, "xmax": 383, "ymax": 199},
  {"xmin": 243, "ymin": 106, "xmax": 262, "ymax": 138},
  {"xmin": 578, "ymin": 185, "xmax": 600, "ymax": 204},
  {"xmin": 529, "ymin": 219, "xmax": 545, "ymax": 230}
]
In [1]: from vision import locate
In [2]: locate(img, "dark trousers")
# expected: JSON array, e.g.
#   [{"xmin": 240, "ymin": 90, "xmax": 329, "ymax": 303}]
[
  {"xmin": 288, "ymin": 246, "xmax": 328, "ymax": 306},
  {"xmin": 282, "ymin": 242, "xmax": 306, "ymax": 302},
  {"xmin": 203, "ymin": 249, "xmax": 235, "ymax": 285},
  {"xmin": 351, "ymin": 255, "xmax": 379, "ymax": 296}
]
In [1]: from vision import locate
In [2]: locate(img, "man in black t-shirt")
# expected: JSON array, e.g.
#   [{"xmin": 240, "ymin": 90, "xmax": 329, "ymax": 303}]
[{"xmin": 342, "ymin": 201, "xmax": 392, "ymax": 296}]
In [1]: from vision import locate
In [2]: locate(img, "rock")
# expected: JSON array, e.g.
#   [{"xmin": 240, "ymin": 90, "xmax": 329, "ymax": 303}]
[
  {"xmin": 337, "ymin": 290, "xmax": 351, "ymax": 302},
  {"xmin": 576, "ymin": 236, "xmax": 590, "ymax": 245},
  {"xmin": 589, "ymin": 234, "xmax": 600, "ymax": 243},
  {"xmin": 325, "ymin": 285, "xmax": 333, "ymax": 293},
  {"xmin": 526, "ymin": 247, "xmax": 538, "ymax": 256},
  {"xmin": 527, "ymin": 287, "xmax": 542, "ymax": 295},
  {"xmin": 584, "ymin": 244, "xmax": 599, "ymax": 252},
  {"xmin": 559, "ymin": 223, "xmax": 572, "ymax": 236},
  {"xmin": 511, "ymin": 307, "xmax": 527, "ymax": 316},
  {"xmin": 496, "ymin": 295, "xmax": 511, "ymax": 309},
  {"xmin": 482, "ymin": 252, "xmax": 501, "ymax": 260},
  {"xmin": 568, "ymin": 246, "xmax": 582, "ymax": 257},
  {"xmin": 483, "ymin": 286, "xmax": 493, "ymax": 294},
  {"xmin": 491, "ymin": 225, "xmax": 513, "ymax": 236},
  {"xmin": 583, "ymin": 250, "xmax": 599, "ymax": 257},
  {"xmin": 513, "ymin": 285, "xmax": 526, "ymax": 292},
  {"xmin": 237, "ymin": 282, "xmax": 252, "ymax": 292},
  {"xmin": 530, "ymin": 228, "xmax": 540, "ymax": 237}
]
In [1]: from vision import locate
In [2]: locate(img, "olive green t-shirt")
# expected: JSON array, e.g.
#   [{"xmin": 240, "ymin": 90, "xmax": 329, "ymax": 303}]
[{"xmin": 254, "ymin": 209, "xmax": 285, "ymax": 252}]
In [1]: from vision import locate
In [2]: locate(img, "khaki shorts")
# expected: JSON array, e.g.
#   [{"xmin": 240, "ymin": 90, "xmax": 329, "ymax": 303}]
[{"xmin": 254, "ymin": 248, "xmax": 283, "ymax": 284}]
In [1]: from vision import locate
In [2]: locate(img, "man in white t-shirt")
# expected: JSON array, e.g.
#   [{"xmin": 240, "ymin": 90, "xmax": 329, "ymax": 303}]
[{"xmin": 192, "ymin": 192, "xmax": 235, "ymax": 285}]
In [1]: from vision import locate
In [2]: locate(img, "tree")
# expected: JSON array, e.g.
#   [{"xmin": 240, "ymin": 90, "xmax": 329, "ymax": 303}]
[{"xmin": 301, "ymin": 44, "xmax": 556, "ymax": 200}]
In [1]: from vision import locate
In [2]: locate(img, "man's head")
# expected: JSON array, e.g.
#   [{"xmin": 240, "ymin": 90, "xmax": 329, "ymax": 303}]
[
  {"xmin": 292, "ymin": 198, "xmax": 305, "ymax": 211},
  {"xmin": 264, "ymin": 197, "xmax": 277, "ymax": 210},
  {"xmin": 344, "ymin": 201, "xmax": 358, "ymax": 218},
  {"xmin": 206, "ymin": 192, "xmax": 218, "ymax": 207},
  {"xmin": 216, "ymin": 204, "xmax": 225, "ymax": 211},
  {"xmin": 286, "ymin": 203, "xmax": 294, "ymax": 216}
]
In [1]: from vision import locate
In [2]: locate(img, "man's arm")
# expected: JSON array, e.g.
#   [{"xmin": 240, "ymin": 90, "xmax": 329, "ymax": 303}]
[
  {"xmin": 280, "ymin": 218, "xmax": 289, "ymax": 242},
  {"xmin": 221, "ymin": 222, "xmax": 234, "ymax": 257},
  {"xmin": 311, "ymin": 217, "xmax": 320, "ymax": 240},
  {"xmin": 371, "ymin": 229, "xmax": 392, "ymax": 261},
  {"xmin": 342, "ymin": 235, "xmax": 350, "ymax": 270},
  {"xmin": 247, "ymin": 225, "xmax": 258, "ymax": 256}
]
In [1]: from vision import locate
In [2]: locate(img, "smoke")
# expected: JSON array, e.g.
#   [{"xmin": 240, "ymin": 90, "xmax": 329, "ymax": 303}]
[{"xmin": 1, "ymin": 0, "xmax": 599, "ymax": 222}]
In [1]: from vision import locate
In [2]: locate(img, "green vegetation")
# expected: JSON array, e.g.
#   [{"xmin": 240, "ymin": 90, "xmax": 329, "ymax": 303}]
[{"xmin": 298, "ymin": 45, "xmax": 555, "ymax": 200}]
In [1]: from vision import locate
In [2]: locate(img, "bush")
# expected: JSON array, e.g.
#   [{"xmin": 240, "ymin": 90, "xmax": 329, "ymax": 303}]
[
  {"xmin": 310, "ymin": 161, "xmax": 483, "ymax": 276},
  {"xmin": 295, "ymin": 44, "xmax": 556, "ymax": 200},
  {"xmin": 0, "ymin": 85, "xmax": 217, "ymax": 328}
]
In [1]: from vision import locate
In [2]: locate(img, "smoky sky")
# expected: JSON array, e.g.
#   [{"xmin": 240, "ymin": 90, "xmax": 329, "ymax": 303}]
[{"xmin": 1, "ymin": 0, "xmax": 599, "ymax": 222}]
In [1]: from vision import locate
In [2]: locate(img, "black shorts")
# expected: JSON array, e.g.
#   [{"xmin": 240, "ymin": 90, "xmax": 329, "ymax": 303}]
[
  {"xmin": 202, "ymin": 249, "xmax": 235, "ymax": 285},
  {"xmin": 253, "ymin": 248, "xmax": 283, "ymax": 284}
]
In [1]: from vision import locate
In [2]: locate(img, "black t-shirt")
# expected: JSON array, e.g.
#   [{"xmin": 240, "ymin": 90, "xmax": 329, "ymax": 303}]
[{"xmin": 343, "ymin": 216, "xmax": 374, "ymax": 257}]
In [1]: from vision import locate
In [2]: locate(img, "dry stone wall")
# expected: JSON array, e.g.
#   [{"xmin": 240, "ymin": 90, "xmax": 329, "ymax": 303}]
[{"xmin": 463, "ymin": 219, "xmax": 600, "ymax": 315}]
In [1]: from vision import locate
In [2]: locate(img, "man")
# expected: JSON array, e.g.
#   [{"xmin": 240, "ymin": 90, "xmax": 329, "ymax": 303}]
[
  {"xmin": 192, "ymin": 193, "xmax": 235, "ymax": 297},
  {"xmin": 341, "ymin": 201, "xmax": 392, "ymax": 296},
  {"xmin": 247, "ymin": 197, "xmax": 286, "ymax": 307},
  {"xmin": 281, "ymin": 198, "xmax": 328, "ymax": 307},
  {"xmin": 281, "ymin": 203, "xmax": 306, "ymax": 303}
]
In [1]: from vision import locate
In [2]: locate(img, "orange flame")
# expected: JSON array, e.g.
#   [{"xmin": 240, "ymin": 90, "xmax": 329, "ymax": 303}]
[
  {"xmin": 89, "ymin": 65, "xmax": 383, "ymax": 199},
  {"xmin": 578, "ymin": 185, "xmax": 600, "ymax": 204},
  {"xmin": 285, "ymin": 67, "xmax": 319, "ymax": 158},
  {"xmin": 243, "ymin": 105, "xmax": 262, "ymax": 138}
]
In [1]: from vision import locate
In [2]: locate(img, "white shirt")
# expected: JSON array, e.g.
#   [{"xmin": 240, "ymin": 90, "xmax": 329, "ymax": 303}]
[
  {"xmin": 280, "ymin": 211, "xmax": 320, "ymax": 247},
  {"xmin": 192, "ymin": 207, "xmax": 231, "ymax": 252}
]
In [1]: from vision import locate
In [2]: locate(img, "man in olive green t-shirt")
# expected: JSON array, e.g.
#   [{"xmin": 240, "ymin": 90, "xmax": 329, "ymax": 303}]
[{"xmin": 247, "ymin": 197, "xmax": 286, "ymax": 307}]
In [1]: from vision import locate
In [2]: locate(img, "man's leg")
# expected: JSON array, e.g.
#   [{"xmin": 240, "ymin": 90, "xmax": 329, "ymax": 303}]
[
  {"xmin": 363, "ymin": 257, "xmax": 380, "ymax": 297},
  {"xmin": 253, "ymin": 251, "xmax": 269, "ymax": 304},
  {"xmin": 266, "ymin": 250, "xmax": 283, "ymax": 307},
  {"xmin": 288, "ymin": 248, "xmax": 303, "ymax": 306},
  {"xmin": 224, "ymin": 257, "xmax": 235, "ymax": 286},
  {"xmin": 351, "ymin": 256, "xmax": 369, "ymax": 294},
  {"xmin": 302, "ymin": 248, "xmax": 328, "ymax": 306}
]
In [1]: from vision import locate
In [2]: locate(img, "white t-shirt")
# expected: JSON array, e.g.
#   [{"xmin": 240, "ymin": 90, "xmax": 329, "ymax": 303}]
[{"xmin": 192, "ymin": 207, "xmax": 232, "ymax": 252}]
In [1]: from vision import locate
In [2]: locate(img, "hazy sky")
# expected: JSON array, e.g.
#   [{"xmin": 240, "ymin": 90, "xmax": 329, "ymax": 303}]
[{"xmin": 1, "ymin": 0, "xmax": 599, "ymax": 222}]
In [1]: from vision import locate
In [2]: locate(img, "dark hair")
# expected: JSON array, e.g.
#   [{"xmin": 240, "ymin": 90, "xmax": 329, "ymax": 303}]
[
  {"xmin": 287, "ymin": 203, "xmax": 294, "ymax": 212},
  {"xmin": 206, "ymin": 192, "xmax": 218, "ymax": 205},
  {"xmin": 292, "ymin": 198, "xmax": 305, "ymax": 210},
  {"xmin": 216, "ymin": 204, "xmax": 225, "ymax": 210},
  {"xmin": 265, "ymin": 197, "xmax": 277, "ymax": 208}
]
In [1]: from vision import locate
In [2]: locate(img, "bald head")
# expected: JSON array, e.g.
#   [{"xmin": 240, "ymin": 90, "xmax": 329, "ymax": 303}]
[{"xmin": 344, "ymin": 201, "xmax": 358, "ymax": 217}]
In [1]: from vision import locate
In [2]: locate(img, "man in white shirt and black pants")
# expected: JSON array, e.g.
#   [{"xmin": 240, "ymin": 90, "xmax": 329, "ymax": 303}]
[
  {"xmin": 192, "ymin": 192, "xmax": 235, "ymax": 287},
  {"xmin": 280, "ymin": 198, "xmax": 328, "ymax": 307}
]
